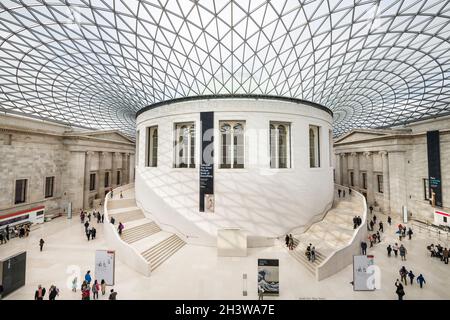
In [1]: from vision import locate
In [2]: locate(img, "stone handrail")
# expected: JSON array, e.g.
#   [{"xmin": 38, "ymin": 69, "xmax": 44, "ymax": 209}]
[
  {"xmin": 103, "ymin": 183, "xmax": 152, "ymax": 277},
  {"xmin": 316, "ymin": 184, "xmax": 368, "ymax": 281}
]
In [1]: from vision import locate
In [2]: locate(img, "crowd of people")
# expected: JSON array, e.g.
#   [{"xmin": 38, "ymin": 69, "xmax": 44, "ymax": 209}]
[
  {"xmin": 0, "ymin": 223, "xmax": 31, "ymax": 245},
  {"xmin": 353, "ymin": 216, "xmax": 363, "ymax": 229},
  {"xmin": 427, "ymin": 243, "xmax": 449, "ymax": 264},
  {"xmin": 79, "ymin": 270, "xmax": 117, "ymax": 300},
  {"xmin": 395, "ymin": 267, "xmax": 426, "ymax": 300},
  {"xmin": 80, "ymin": 209, "xmax": 103, "ymax": 241},
  {"xmin": 284, "ymin": 234, "xmax": 295, "ymax": 250},
  {"xmin": 337, "ymin": 188, "xmax": 351, "ymax": 198},
  {"xmin": 305, "ymin": 243, "xmax": 316, "ymax": 263}
]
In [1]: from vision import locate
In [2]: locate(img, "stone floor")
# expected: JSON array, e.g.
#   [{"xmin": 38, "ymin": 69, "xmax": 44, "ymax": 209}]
[{"xmin": 1, "ymin": 201, "xmax": 449, "ymax": 300}]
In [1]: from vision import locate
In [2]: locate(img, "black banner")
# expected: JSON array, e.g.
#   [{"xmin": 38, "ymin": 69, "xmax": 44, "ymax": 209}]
[
  {"xmin": 200, "ymin": 112, "xmax": 214, "ymax": 212},
  {"xmin": 427, "ymin": 130, "xmax": 442, "ymax": 207},
  {"xmin": 1, "ymin": 251, "xmax": 26, "ymax": 298}
]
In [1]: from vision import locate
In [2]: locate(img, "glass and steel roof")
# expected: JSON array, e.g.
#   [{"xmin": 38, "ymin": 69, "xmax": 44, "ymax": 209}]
[{"xmin": 0, "ymin": 0, "xmax": 449, "ymax": 136}]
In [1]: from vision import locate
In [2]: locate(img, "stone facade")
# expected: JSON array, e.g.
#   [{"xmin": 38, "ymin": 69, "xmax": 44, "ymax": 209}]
[
  {"xmin": 334, "ymin": 116, "xmax": 450, "ymax": 223},
  {"xmin": 0, "ymin": 114, "xmax": 135, "ymax": 218}
]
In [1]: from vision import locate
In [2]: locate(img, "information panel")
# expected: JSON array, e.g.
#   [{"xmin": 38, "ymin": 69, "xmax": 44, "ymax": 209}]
[
  {"xmin": 0, "ymin": 251, "xmax": 26, "ymax": 299},
  {"xmin": 95, "ymin": 250, "xmax": 115, "ymax": 286},
  {"xmin": 199, "ymin": 112, "xmax": 214, "ymax": 212},
  {"xmin": 427, "ymin": 130, "xmax": 442, "ymax": 207},
  {"xmin": 257, "ymin": 259, "xmax": 279, "ymax": 296},
  {"xmin": 353, "ymin": 255, "xmax": 375, "ymax": 291}
]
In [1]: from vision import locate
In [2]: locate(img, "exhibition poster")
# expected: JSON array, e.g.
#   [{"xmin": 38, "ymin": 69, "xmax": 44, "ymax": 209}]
[
  {"xmin": 353, "ymin": 255, "xmax": 375, "ymax": 291},
  {"xmin": 95, "ymin": 250, "xmax": 115, "ymax": 286},
  {"xmin": 257, "ymin": 259, "xmax": 279, "ymax": 296}
]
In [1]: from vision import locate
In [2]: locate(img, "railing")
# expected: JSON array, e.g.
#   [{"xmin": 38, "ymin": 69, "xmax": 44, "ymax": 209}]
[
  {"xmin": 103, "ymin": 183, "xmax": 152, "ymax": 277},
  {"xmin": 411, "ymin": 221, "xmax": 450, "ymax": 243},
  {"xmin": 316, "ymin": 184, "xmax": 367, "ymax": 281}
]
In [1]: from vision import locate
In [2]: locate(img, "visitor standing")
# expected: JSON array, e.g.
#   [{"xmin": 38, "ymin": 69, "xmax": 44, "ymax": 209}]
[
  {"xmin": 109, "ymin": 289, "xmax": 117, "ymax": 300},
  {"xmin": 285, "ymin": 234, "xmax": 290, "ymax": 247},
  {"xmin": 379, "ymin": 221, "xmax": 384, "ymax": 232},
  {"xmin": 5, "ymin": 225, "xmax": 10, "ymax": 241},
  {"xmin": 120, "ymin": 191, "xmax": 123, "ymax": 199},
  {"xmin": 118, "ymin": 222, "xmax": 124, "ymax": 235},
  {"xmin": 393, "ymin": 243, "xmax": 399, "ymax": 257},
  {"xmin": 399, "ymin": 266, "xmax": 408, "ymax": 285},
  {"xmin": 288, "ymin": 234, "xmax": 294, "ymax": 250},
  {"xmin": 84, "ymin": 221, "xmax": 89, "ymax": 233},
  {"xmin": 408, "ymin": 270, "xmax": 415, "ymax": 285},
  {"xmin": 310, "ymin": 246, "xmax": 316, "ymax": 263},
  {"xmin": 387, "ymin": 216, "xmax": 392, "ymax": 226},
  {"xmin": 39, "ymin": 238, "xmax": 45, "ymax": 252},
  {"xmin": 369, "ymin": 206, "xmax": 373, "ymax": 215},
  {"xmin": 101, "ymin": 213, "xmax": 105, "ymax": 223},
  {"xmin": 343, "ymin": 190, "xmax": 346, "ymax": 198},
  {"xmin": 86, "ymin": 228, "xmax": 91, "ymax": 241},
  {"xmin": 407, "ymin": 228, "xmax": 413, "ymax": 240},
  {"xmin": 91, "ymin": 227, "xmax": 97, "ymax": 240},
  {"xmin": 72, "ymin": 277, "xmax": 78, "ymax": 292},
  {"xmin": 399, "ymin": 244, "xmax": 407, "ymax": 261},
  {"xmin": 338, "ymin": 189, "xmax": 341, "ymax": 198},
  {"xmin": 395, "ymin": 280, "xmax": 405, "ymax": 300},
  {"xmin": 101, "ymin": 279, "xmax": 106, "ymax": 296},
  {"xmin": 443, "ymin": 248, "xmax": 449, "ymax": 264},
  {"xmin": 110, "ymin": 216, "xmax": 115, "ymax": 225},
  {"xmin": 92, "ymin": 280, "xmax": 99, "ymax": 300},
  {"xmin": 85, "ymin": 270, "xmax": 92, "ymax": 284},
  {"xmin": 417, "ymin": 274, "xmax": 426, "ymax": 288},
  {"xmin": 387, "ymin": 244, "xmax": 392, "ymax": 257},
  {"xmin": 361, "ymin": 241, "xmax": 367, "ymax": 255},
  {"xmin": 48, "ymin": 285, "xmax": 59, "ymax": 300}
]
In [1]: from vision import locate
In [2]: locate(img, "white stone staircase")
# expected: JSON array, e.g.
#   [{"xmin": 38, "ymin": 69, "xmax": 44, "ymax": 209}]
[
  {"xmin": 285, "ymin": 192, "xmax": 360, "ymax": 277},
  {"xmin": 106, "ymin": 188, "xmax": 186, "ymax": 273}
]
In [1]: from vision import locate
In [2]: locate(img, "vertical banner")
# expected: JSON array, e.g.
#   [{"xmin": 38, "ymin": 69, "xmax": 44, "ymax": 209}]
[
  {"xmin": 95, "ymin": 250, "xmax": 115, "ymax": 286},
  {"xmin": 67, "ymin": 202, "xmax": 72, "ymax": 219},
  {"xmin": 353, "ymin": 255, "xmax": 375, "ymax": 291},
  {"xmin": 199, "ymin": 112, "xmax": 214, "ymax": 212},
  {"xmin": 427, "ymin": 130, "xmax": 442, "ymax": 207},
  {"xmin": 257, "ymin": 259, "xmax": 279, "ymax": 296}
]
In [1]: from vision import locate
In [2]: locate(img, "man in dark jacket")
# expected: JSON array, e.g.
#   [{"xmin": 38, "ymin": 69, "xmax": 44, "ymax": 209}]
[
  {"xmin": 34, "ymin": 285, "xmax": 46, "ymax": 300},
  {"xmin": 361, "ymin": 241, "xmax": 367, "ymax": 255},
  {"xmin": 395, "ymin": 280, "xmax": 405, "ymax": 300},
  {"xmin": 39, "ymin": 238, "xmax": 45, "ymax": 251},
  {"xmin": 109, "ymin": 289, "xmax": 117, "ymax": 300}
]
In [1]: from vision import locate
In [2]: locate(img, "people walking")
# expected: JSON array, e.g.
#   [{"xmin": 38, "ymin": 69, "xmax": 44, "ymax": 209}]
[
  {"xmin": 443, "ymin": 248, "xmax": 449, "ymax": 264},
  {"xmin": 399, "ymin": 244, "xmax": 407, "ymax": 261},
  {"xmin": 407, "ymin": 228, "xmax": 413, "ymax": 240},
  {"xmin": 338, "ymin": 189, "xmax": 341, "ymax": 198},
  {"xmin": 310, "ymin": 246, "xmax": 316, "ymax": 263},
  {"xmin": 361, "ymin": 241, "xmax": 367, "ymax": 255},
  {"xmin": 92, "ymin": 280, "xmax": 99, "ymax": 300},
  {"xmin": 379, "ymin": 221, "xmax": 384, "ymax": 232},
  {"xmin": 81, "ymin": 281, "xmax": 90, "ymax": 300},
  {"xmin": 417, "ymin": 274, "xmax": 426, "ymax": 288},
  {"xmin": 101, "ymin": 213, "xmax": 104, "ymax": 223},
  {"xmin": 306, "ymin": 243, "xmax": 312, "ymax": 261},
  {"xmin": 86, "ymin": 228, "xmax": 91, "ymax": 241},
  {"xmin": 387, "ymin": 216, "xmax": 392, "ymax": 226},
  {"xmin": 395, "ymin": 280, "xmax": 405, "ymax": 300},
  {"xmin": 369, "ymin": 206, "xmax": 374, "ymax": 215},
  {"xmin": 285, "ymin": 234, "xmax": 289, "ymax": 247},
  {"xmin": 387, "ymin": 244, "xmax": 392, "ymax": 257},
  {"xmin": 393, "ymin": 243, "xmax": 399, "ymax": 257},
  {"xmin": 5, "ymin": 225, "xmax": 10, "ymax": 241},
  {"xmin": 408, "ymin": 270, "xmax": 415, "ymax": 285},
  {"xmin": 369, "ymin": 220, "xmax": 374, "ymax": 231},
  {"xmin": 91, "ymin": 227, "xmax": 97, "ymax": 240},
  {"xmin": 118, "ymin": 222, "xmax": 124, "ymax": 235},
  {"xmin": 110, "ymin": 216, "xmax": 115, "ymax": 225},
  {"xmin": 120, "ymin": 191, "xmax": 123, "ymax": 199},
  {"xmin": 399, "ymin": 266, "xmax": 408, "ymax": 286},
  {"xmin": 48, "ymin": 285, "xmax": 59, "ymax": 300},
  {"xmin": 101, "ymin": 279, "xmax": 106, "ymax": 296},
  {"xmin": 34, "ymin": 285, "xmax": 46, "ymax": 300},
  {"xmin": 84, "ymin": 221, "xmax": 89, "ymax": 233},
  {"xmin": 39, "ymin": 238, "xmax": 45, "ymax": 251},
  {"xmin": 343, "ymin": 190, "xmax": 346, "ymax": 197},
  {"xmin": 72, "ymin": 277, "xmax": 78, "ymax": 292}
]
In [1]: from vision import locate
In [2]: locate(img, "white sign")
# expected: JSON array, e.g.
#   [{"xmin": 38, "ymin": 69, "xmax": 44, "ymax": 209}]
[
  {"xmin": 434, "ymin": 210, "xmax": 450, "ymax": 226},
  {"xmin": 353, "ymin": 255, "xmax": 375, "ymax": 291},
  {"xmin": 95, "ymin": 250, "xmax": 115, "ymax": 285},
  {"xmin": 402, "ymin": 205, "xmax": 408, "ymax": 223}
]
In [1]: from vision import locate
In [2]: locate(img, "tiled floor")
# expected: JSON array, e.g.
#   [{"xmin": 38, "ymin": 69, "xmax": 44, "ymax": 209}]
[{"xmin": 1, "ymin": 204, "xmax": 449, "ymax": 300}]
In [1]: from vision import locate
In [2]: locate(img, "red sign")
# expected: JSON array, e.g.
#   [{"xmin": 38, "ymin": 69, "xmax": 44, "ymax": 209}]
[
  {"xmin": 0, "ymin": 206, "xmax": 45, "ymax": 220},
  {"xmin": 436, "ymin": 210, "xmax": 450, "ymax": 217}
]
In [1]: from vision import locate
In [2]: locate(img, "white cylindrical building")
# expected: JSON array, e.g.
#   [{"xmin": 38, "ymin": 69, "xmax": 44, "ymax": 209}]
[{"xmin": 135, "ymin": 95, "xmax": 334, "ymax": 246}]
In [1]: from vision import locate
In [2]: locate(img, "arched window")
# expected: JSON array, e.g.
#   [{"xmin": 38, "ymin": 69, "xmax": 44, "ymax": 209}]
[
  {"xmin": 270, "ymin": 122, "xmax": 291, "ymax": 168},
  {"xmin": 146, "ymin": 126, "xmax": 158, "ymax": 167},
  {"xmin": 309, "ymin": 125, "xmax": 320, "ymax": 168},
  {"xmin": 220, "ymin": 121, "xmax": 245, "ymax": 169},
  {"xmin": 175, "ymin": 122, "xmax": 195, "ymax": 168}
]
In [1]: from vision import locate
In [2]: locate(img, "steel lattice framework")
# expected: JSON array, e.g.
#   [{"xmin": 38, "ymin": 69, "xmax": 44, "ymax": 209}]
[{"xmin": 0, "ymin": 0, "xmax": 449, "ymax": 136}]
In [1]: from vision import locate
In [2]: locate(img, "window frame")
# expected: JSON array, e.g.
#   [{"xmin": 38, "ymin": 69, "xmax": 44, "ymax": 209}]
[
  {"xmin": 270, "ymin": 121, "xmax": 292, "ymax": 169},
  {"xmin": 104, "ymin": 171, "xmax": 110, "ymax": 188},
  {"xmin": 362, "ymin": 172, "xmax": 367, "ymax": 190},
  {"xmin": 14, "ymin": 178, "xmax": 28, "ymax": 204},
  {"xmin": 145, "ymin": 126, "xmax": 158, "ymax": 167},
  {"xmin": 423, "ymin": 178, "xmax": 430, "ymax": 200},
  {"xmin": 174, "ymin": 122, "xmax": 196, "ymax": 168},
  {"xmin": 89, "ymin": 173, "xmax": 96, "ymax": 191},
  {"xmin": 309, "ymin": 125, "xmax": 321, "ymax": 168},
  {"xmin": 116, "ymin": 170, "xmax": 121, "ymax": 185},
  {"xmin": 44, "ymin": 176, "xmax": 55, "ymax": 198},
  {"xmin": 377, "ymin": 174, "xmax": 384, "ymax": 193},
  {"xmin": 219, "ymin": 120, "xmax": 246, "ymax": 169}
]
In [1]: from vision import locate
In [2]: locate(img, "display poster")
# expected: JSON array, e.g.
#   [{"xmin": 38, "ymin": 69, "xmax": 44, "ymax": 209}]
[
  {"xmin": 95, "ymin": 250, "xmax": 115, "ymax": 286},
  {"xmin": 427, "ymin": 130, "xmax": 442, "ymax": 207},
  {"xmin": 353, "ymin": 255, "xmax": 375, "ymax": 291},
  {"xmin": 257, "ymin": 259, "xmax": 279, "ymax": 296},
  {"xmin": 199, "ymin": 112, "xmax": 214, "ymax": 212}
]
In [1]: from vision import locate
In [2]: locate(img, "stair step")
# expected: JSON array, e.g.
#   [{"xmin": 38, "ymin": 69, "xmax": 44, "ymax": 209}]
[
  {"xmin": 150, "ymin": 241, "xmax": 186, "ymax": 271},
  {"xmin": 120, "ymin": 222, "xmax": 161, "ymax": 244},
  {"xmin": 142, "ymin": 235, "xmax": 181, "ymax": 260}
]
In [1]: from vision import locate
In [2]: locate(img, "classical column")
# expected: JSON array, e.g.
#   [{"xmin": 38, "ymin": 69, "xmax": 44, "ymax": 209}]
[
  {"xmin": 83, "ymin": 151, "xmax": 94, "ymax": 209},
  {"xmin": 122, "ymin": 153, "xmax": 129, "ymax": 185},
  {"xmin": 111, "ymin": 152, "xmax": 119, "ymax": 187},
  {"xmin": 341, "ymin": 153, "xmax": 348, "ymax": 186},
  {"xmin": 351, "ymin": 152, "xmax": 360, "ymax": 189},
  {"xmin": 98, "ymin": 152, "xmax": 107, "ymax": 198},
  {"xmin": 335, "ymin": 153, "xmax": 342, "ymax": 185},
  {"xmin": 364, "ymin": 151, "xmax": 374, "ymax": 205},
  {"xmin": 380, "ymin": 151, "xmax": 391, "ymax": 214}
]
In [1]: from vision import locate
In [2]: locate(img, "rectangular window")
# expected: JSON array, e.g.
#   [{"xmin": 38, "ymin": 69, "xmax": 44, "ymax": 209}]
[
  {"xmin": 350, "ymin": 172, "xmax": 354, "ymax": 186},
  {"xmin": 270, "ymin": 122, "xmax": 291, "ymax": 169},
  {"xmin": 309, "ymin": 125, "xmax": 320, "ymax": 168},
  {"xmin": 104, "ymin": 172, "xmax": 110, "ymax": 188},
  {"xmin": 89, "ymin": 173, "xmax": 96, "ymax": 191},
  {"xmin": 377, "ymin": 175, "xmax": 384, "ymax": 193},
  {"xmin": 117, "ymin": 171, "xmax": 121, "ymax": 185},
  {"xmin": 45, "ymin": 176, "xmax": 54, "ymax": 198},
  {"xmin": 14, "ymin": 179, "xmax": 27, "ymax": 204},
  {"xmin": 136, "ymin": 130, "xmax": 140, "ymax": 166},
  {"xmin": 423, "ymin": 178, "xmax": 430, "ymax": 200},
  {"xmin": 145, "ymin": 126, "xmax": 158, "ymax": 167},
  {"xmin": 329, "ymin": 129, "xmax": 333, "ymax": 167},
  {"xmin": 444, "ymin": 216, "xmax": 448, "ymax": 223},
  {"xmin": 220, "ymin": 121, "xmax": 245, "ymax": 169},
  {"xmin": 174, "ymin": 122, "xmax": 195, "ymax": 168},
  {"xmin": 362, "ymin": 172, "xmax": 367, "ymax": 189}
]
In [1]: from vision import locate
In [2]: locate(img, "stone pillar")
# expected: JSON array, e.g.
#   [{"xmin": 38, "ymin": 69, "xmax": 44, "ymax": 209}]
[
  {"xmin": 380, "ymin": 151, "xmax": 391, "ymax": 214},
  {"xmin": 98, "ymin": 152, "xmax": 107, "ymax": 199},
  {"xmin": 111, "ymin": 152, "xmax": 118, "ymax": 187},
  {"xmin": 341, "ymin": 153, "xmax": 348, "ymax": 186},
  {"xmin": 351, "ymin": 152, "xmax": 360, "ymax": 189},
  {"xmin": 122, "ymin": 153, "xmax": 129, "ymax": 185},
  {"xmin": 335, "ymin": 153, "xmax": 342, "ymax": 185},
  {"xmin": 83, "ymin": 151, "xmax": 94, "ymax": 209},
  {"xmin": 364, "ymin": 151, "xmax": 374, "ymax": 206}
]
